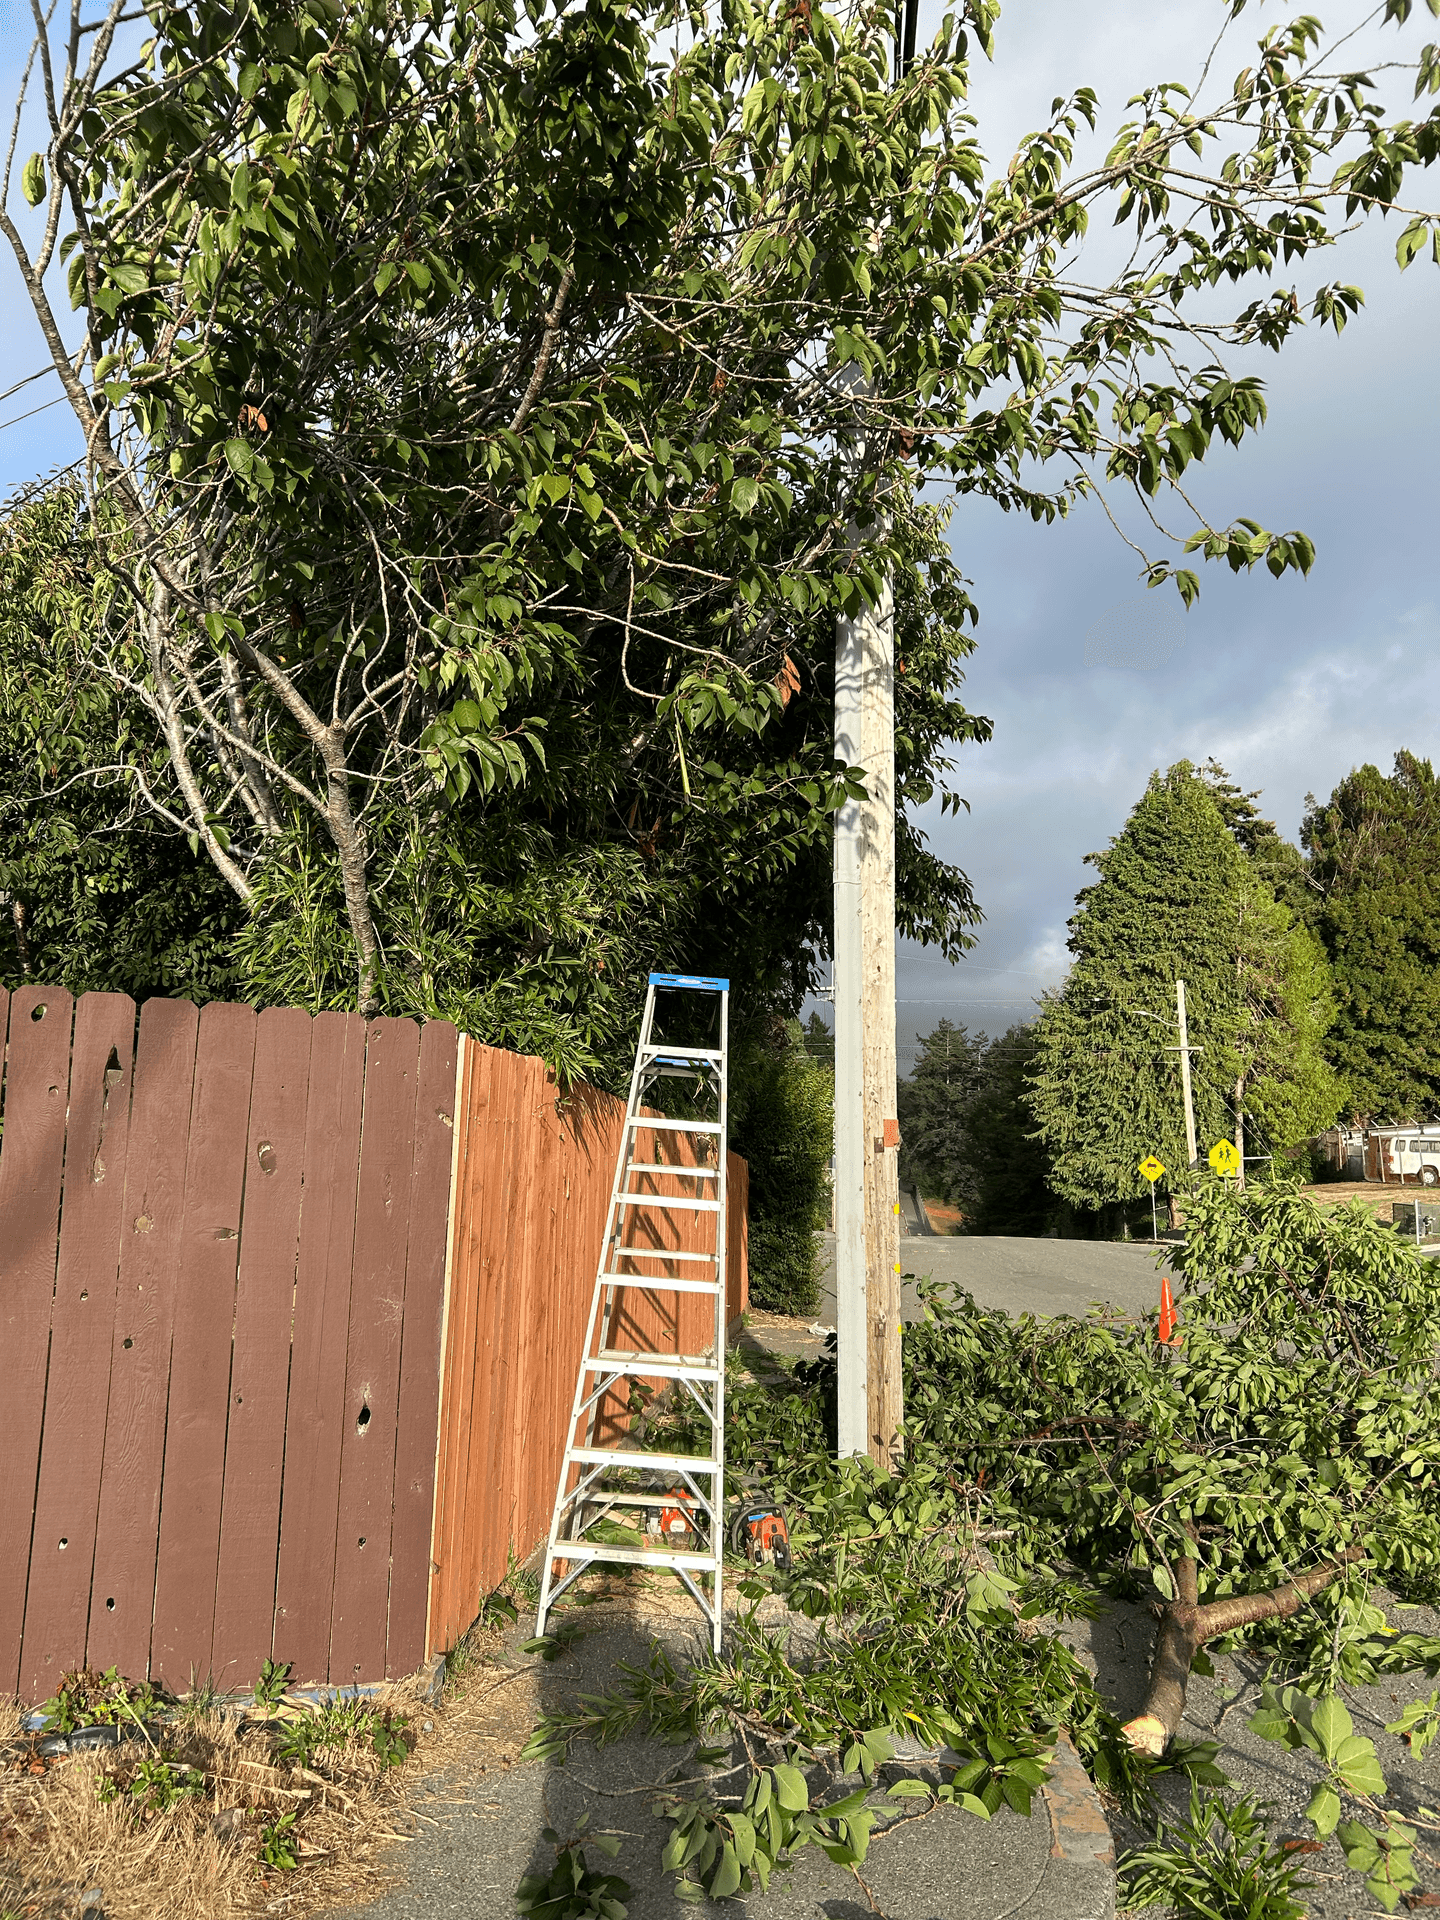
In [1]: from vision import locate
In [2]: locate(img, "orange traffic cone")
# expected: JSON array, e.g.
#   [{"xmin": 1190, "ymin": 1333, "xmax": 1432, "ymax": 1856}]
[{"xmin": 1158, "ymin": 1276, "xmax": 1178, "ymax": 1346}]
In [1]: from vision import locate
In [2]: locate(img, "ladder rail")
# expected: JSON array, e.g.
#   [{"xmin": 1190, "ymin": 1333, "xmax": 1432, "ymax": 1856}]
[{"xmin": 537, "ymin": 972, "xmax": 730, "ymax": 1653}]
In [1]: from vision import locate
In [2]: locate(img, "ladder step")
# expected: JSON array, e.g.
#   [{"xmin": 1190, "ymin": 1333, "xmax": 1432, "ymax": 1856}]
[
  {"xmin": 547, "ymin": 1541, "xmax": 719, "ymax": 1571},
  {"xmin": 602, "ymin": 1274, "xmax": 725, "ymax": 1290},
  {"xmin": 627, "ymin": 1117, "xmax": 722, "ymax": 1135},
  {"xmin": 616, "ymin": 1194, "xmax": 721, "ymax": 1213},
  {"xmin": 642, "ymin": 1046, "xmax": 724, "ymax": 1064},
  {"xmin": 608, "ymin": 1246, "xmax": 716, "ymax": 1263},
  {"xmin": 567, "ymin": 1447, "xmax": 721, "ymax": 1473},
  {"xmin": 586, "ymin": 1350, "xmax": 720, "ymax": 1380},
  {"xmin": 626, "ymin": 1164, "xmax": 718, "ymax": 1178}
]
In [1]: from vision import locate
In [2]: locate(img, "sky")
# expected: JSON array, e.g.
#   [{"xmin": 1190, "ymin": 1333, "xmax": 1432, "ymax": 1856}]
[
  {"xmin": 883, "ymin": 0, "xmax": 1440, "ymax": 1068},
  {"xmin": 1, "ymin": 0, "xmax": 1436, "ymax": 1072}
]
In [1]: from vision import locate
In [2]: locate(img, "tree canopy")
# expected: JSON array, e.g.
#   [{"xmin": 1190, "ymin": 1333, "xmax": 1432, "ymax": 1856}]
[
  {"xmin": 1027, "ymin": 762, "xmax": 1342, "ymax": 1218},
  {"xmin": 1303, "ymin": 750, "xmax": 1440, "ymax": 1123},
  {"xmin": 2, "ymin": 0, "xmax": 1438, "ymax": 1063}
]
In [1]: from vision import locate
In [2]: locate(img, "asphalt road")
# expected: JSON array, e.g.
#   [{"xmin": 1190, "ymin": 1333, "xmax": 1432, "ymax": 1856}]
[{"xmin": 815, "ymin": 1230, "xmax": 1175, "ymax": 1326}]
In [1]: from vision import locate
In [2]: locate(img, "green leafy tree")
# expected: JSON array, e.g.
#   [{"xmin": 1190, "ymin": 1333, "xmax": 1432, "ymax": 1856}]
[
  {"xmin": 1303, "ymin": 751, "xmax": 1440, "ymax": 1122},
  {"xmin": 0, "ymin": 486, "xmax": 240, "ymax": 999},
  {"xmin": 526, "ymin": 1178, "xmax": 1440, "ymax": 1916},
  {"xmin": 3, "ymin": 0, "xmax": 1437, "ymax": 1044},
  {"xmin": 1028, "ymin": 764, "xmax": 1340, "ymax": 1222},
  {"xmin": 730, "ymin": 1019, "xmax": 834, "ymax": 1315}
]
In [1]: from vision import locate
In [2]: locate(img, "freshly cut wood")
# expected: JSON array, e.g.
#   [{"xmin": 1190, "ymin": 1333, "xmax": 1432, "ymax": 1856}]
[{"xmin": 1122, "ymin": 1546, "xmax": 1366, "ymax": 1753}]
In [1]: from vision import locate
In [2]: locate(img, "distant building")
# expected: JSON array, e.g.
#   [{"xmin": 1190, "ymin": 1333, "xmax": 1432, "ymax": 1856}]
[{"xmin": 1322, "ymin": 1126, "xmax": 1440, "ymax": 1185}]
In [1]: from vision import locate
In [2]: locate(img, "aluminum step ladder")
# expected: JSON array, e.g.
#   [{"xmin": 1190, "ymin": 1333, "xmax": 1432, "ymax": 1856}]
[{"xmin": 536, "ymin": 971, "xmax": 729, "ymax": 1652}]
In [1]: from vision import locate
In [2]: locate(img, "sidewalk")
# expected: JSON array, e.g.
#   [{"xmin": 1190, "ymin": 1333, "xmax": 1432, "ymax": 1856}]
[{"xmin": 324, "ymin": 1596, "xmax": 1114, "ymax": 1920}]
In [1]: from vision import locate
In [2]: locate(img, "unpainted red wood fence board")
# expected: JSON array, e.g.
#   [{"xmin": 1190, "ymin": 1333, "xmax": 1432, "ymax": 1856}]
[
  {"xmin": 150, "ymin": 1001, "xmax": 258, "ymax": 1689},
  {"xmin": 387, "ymin": 1020, "xmax": 457, "ymax": 1675},
  {"xmin": 329, "ymin": 1017, "xmax": 421, "ymax": 1685},
  {"xmin": 507, "ymin": 1057, "xmax": 551, "ymax": 1584},
  {"xmin": 524, "ymin": 1088, "xmax": 566, "ymax": 1579},
  {"xmin": 426, "ymin": 1040, "xmax": 475, "ymax": 1653},
  {"xmin": 0, "ymin": 988, "xmax": 74, "ymax": 1696},
  {"xmin": 87, "ymin": 997, "xmax": 200, "ymax": 1679},
  {"xmin": 212, "ymin": 1007, "xmax": 313, "ymax": 1681},
  {"xmin": 20, "ymin": 995, "xmax": 138, "ymax": 1697},
  {"xmin": 440, "ymin": 1039, "xmax": 486, "ymax": 1649},
  {"xmin": 473, "ymin": 1047, "xmax": 524, "ymax": 1600},
  {"xmin": 273, "ymin": 1011, "xmax": 366, "ymax": 1684},
  {"xmin": 457, "ymin": 1045, "xmax": 502, "ymax": 1614}
]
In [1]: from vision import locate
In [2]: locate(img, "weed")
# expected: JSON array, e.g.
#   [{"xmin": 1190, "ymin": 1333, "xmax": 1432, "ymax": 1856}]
[
  {"xmin": 515, "ymin": 1818, "xmax": 628, "ymax": 1919},
  {"xmin": 97, "ymin": 1754, "xmax": 207, "ymax": 1817},
  {"xmin": 1118, "ymin": 1785, "xmax": 1312, "ymax": 1918},
  {"xmin": 38, "ymin": 1666, "xmax": 170, "ymax": 1734},
  {"xmin": 270, "ymin": 1697, "xmax": 412, "ymax": 1770},
  {"xmin": 251, "ymin": 1658, "xmax": 292, "ymax": 1709},
  {"xmin": 258, "ymin": 1809, "xmax": 301, "ymax": 1871},
  {"xmin": 520, "ymin": 1617, "xmax": 588, "ymax": 1664}
]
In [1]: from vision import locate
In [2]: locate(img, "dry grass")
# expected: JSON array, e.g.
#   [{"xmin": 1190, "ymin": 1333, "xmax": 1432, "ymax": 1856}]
[{"xmin": 0, "ymin": 1641, "xmax": 536, "ymax": 1920}]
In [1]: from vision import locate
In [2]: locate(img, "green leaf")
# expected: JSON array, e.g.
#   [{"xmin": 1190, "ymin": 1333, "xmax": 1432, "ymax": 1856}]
[
  {"xmin": 224, "ymin": 438, "xmax": 254, "ymax": 479},
  {"xmin": 1310, "ymin": 1695, "xmax": 1354, "ymax": 1760},
  {"xmin": 1305, "ymin": 1781, "xmax": 1341, "ymax": 1837},
  {"xmin": 773, "ymin": 1764, "xmax": 809, "ymax": 1813},
  {"xmin": 709, "ymin": 1841, "xmax": 741, "ymax": 1898},
  {"xmin": 21, "ymin": 152, "xmax": 46, "ymax": 206},
  {"xmin": 730, "ymin": 476, "xmax": 760, "ymax": 515}
]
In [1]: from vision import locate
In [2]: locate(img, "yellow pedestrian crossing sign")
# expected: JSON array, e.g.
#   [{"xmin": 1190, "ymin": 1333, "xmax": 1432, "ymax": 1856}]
[
  {"xmin": 1138, "ymin": 1156, "xmax": 1165, "ymax": 1183},
  {"xmin": 1208, "ymin": 1140, "xmax": 1241, "ymax": 1178}
]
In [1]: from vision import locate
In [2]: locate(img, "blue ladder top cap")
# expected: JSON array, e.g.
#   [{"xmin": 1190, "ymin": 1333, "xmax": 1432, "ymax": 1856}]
[{"xmin": 649, "ymin": 971, "xmax": 729, "ymax": 991}]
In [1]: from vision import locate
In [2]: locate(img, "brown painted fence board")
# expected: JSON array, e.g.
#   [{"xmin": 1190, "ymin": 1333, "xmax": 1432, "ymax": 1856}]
[
  {"xmin": 150, "ymin": 1001, "xmax": 258, "ymax": 1689},
  {"xmin": 387, "ymin": 1020, "xmax": 458, "ymax": 1676},
  {"xmin": 272, "ymin": 1010, "xmax": 366, "ymax": 1683},
  {"xmin": 0, "ymin": 988, "xmax": 74, "ymax": 1697},
  {"xmin": 20, "ymin": 994, "xmax": 138, "ymax": 1699},
  {"xmin": 212, "ymin": 1007, "xmax": 314, "ymax": 1682},
  {"xmin": 329, "ymin": 1018, "xmax": 421, "ymax": 1686},
  {"xmin": 88, "ymin": 997, "xmax": 201, "ymax": 1679}
]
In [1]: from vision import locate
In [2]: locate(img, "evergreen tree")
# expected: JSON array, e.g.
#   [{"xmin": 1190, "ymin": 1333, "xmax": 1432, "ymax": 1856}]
[
  {"xmin": 1028, "ymin": 763, "xmax": 1341, "ymax": 1220},
  {"xmin": 1303, "ymin": 751, "xmax": 1440, "ymax": 1120},
  {"xmin": 962, "ymin": 1024, "xmax": 1057, "ymax": 1236},
  {"xmin": 896, "ymin": 1019, "xmax": 988, "ymax": 1215}
]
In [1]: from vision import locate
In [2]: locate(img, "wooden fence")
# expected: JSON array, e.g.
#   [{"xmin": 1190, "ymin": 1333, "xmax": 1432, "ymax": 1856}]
[
  {"xmin": 0, "ymin": 990, "xmax": 746, "ymax": 1702},
  {"xmin": 428, "ymin": 1054, "xmax": 748, "ymax": 1654}
]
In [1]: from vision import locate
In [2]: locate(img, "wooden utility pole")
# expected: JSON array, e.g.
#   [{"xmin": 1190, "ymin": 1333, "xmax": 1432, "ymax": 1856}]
[
  {"xmin": 1174, "ymin": 979, "xmax": 1199, "ymax": 1167},
  {"xmin": 834, "ymin": 567, "xmax": 901, "ymax": 1467}
]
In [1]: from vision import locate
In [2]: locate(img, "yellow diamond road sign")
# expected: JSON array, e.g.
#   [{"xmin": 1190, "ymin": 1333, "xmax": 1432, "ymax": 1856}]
[
  {"xmin": 1208, "ymin": 1140, "xmax": 1241, "ymax": 1177},
  {"xmin": 1138, "ymin": 1156, "xmax": 1165, "ymax": 1183}
]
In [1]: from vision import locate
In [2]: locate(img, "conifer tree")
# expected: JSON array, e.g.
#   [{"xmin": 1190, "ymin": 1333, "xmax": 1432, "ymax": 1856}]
[
  {"xmin": 896, "ymin": 1019, "xmax": 988, "ymax": 1213},
  {"xmin": 1028, "ymin": 764, "xmax": 1341, "ymax": 1220},
  {"xmin": 1303, "ymin": 751, "xmax": 1440, "ymax": 1120}
]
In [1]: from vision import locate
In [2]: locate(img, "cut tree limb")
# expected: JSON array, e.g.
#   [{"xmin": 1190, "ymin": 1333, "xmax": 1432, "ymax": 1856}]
[{"xmin": 1122, "ymin": 1547, "xmax": 1366, "ymax": 1755}]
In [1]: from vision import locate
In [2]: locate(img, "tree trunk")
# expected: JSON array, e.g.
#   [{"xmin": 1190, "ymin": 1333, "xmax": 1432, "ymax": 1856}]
[
  {"xmin": 1122, "ymin": 1547, "xmax": 1365, "ymax": 1755},
  {"xmin": 320, "ymin": 735, "xmax": 382, "ymax": 1019},
  {"xmin": 10, "ymin": 899, "xmax": 32, "ymax": 977}
]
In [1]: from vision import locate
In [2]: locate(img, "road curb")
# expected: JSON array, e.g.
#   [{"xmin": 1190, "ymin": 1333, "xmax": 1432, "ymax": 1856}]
[{"xmin": 1029, "ymin": 1729, "xmax": 1115, "ymax": 1920}]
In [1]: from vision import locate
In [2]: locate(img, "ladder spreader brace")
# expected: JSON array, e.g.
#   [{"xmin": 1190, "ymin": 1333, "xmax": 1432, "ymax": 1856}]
[{"xmin": 536, "ymin": 971, "xmax": 730, "ymax": 1652}]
